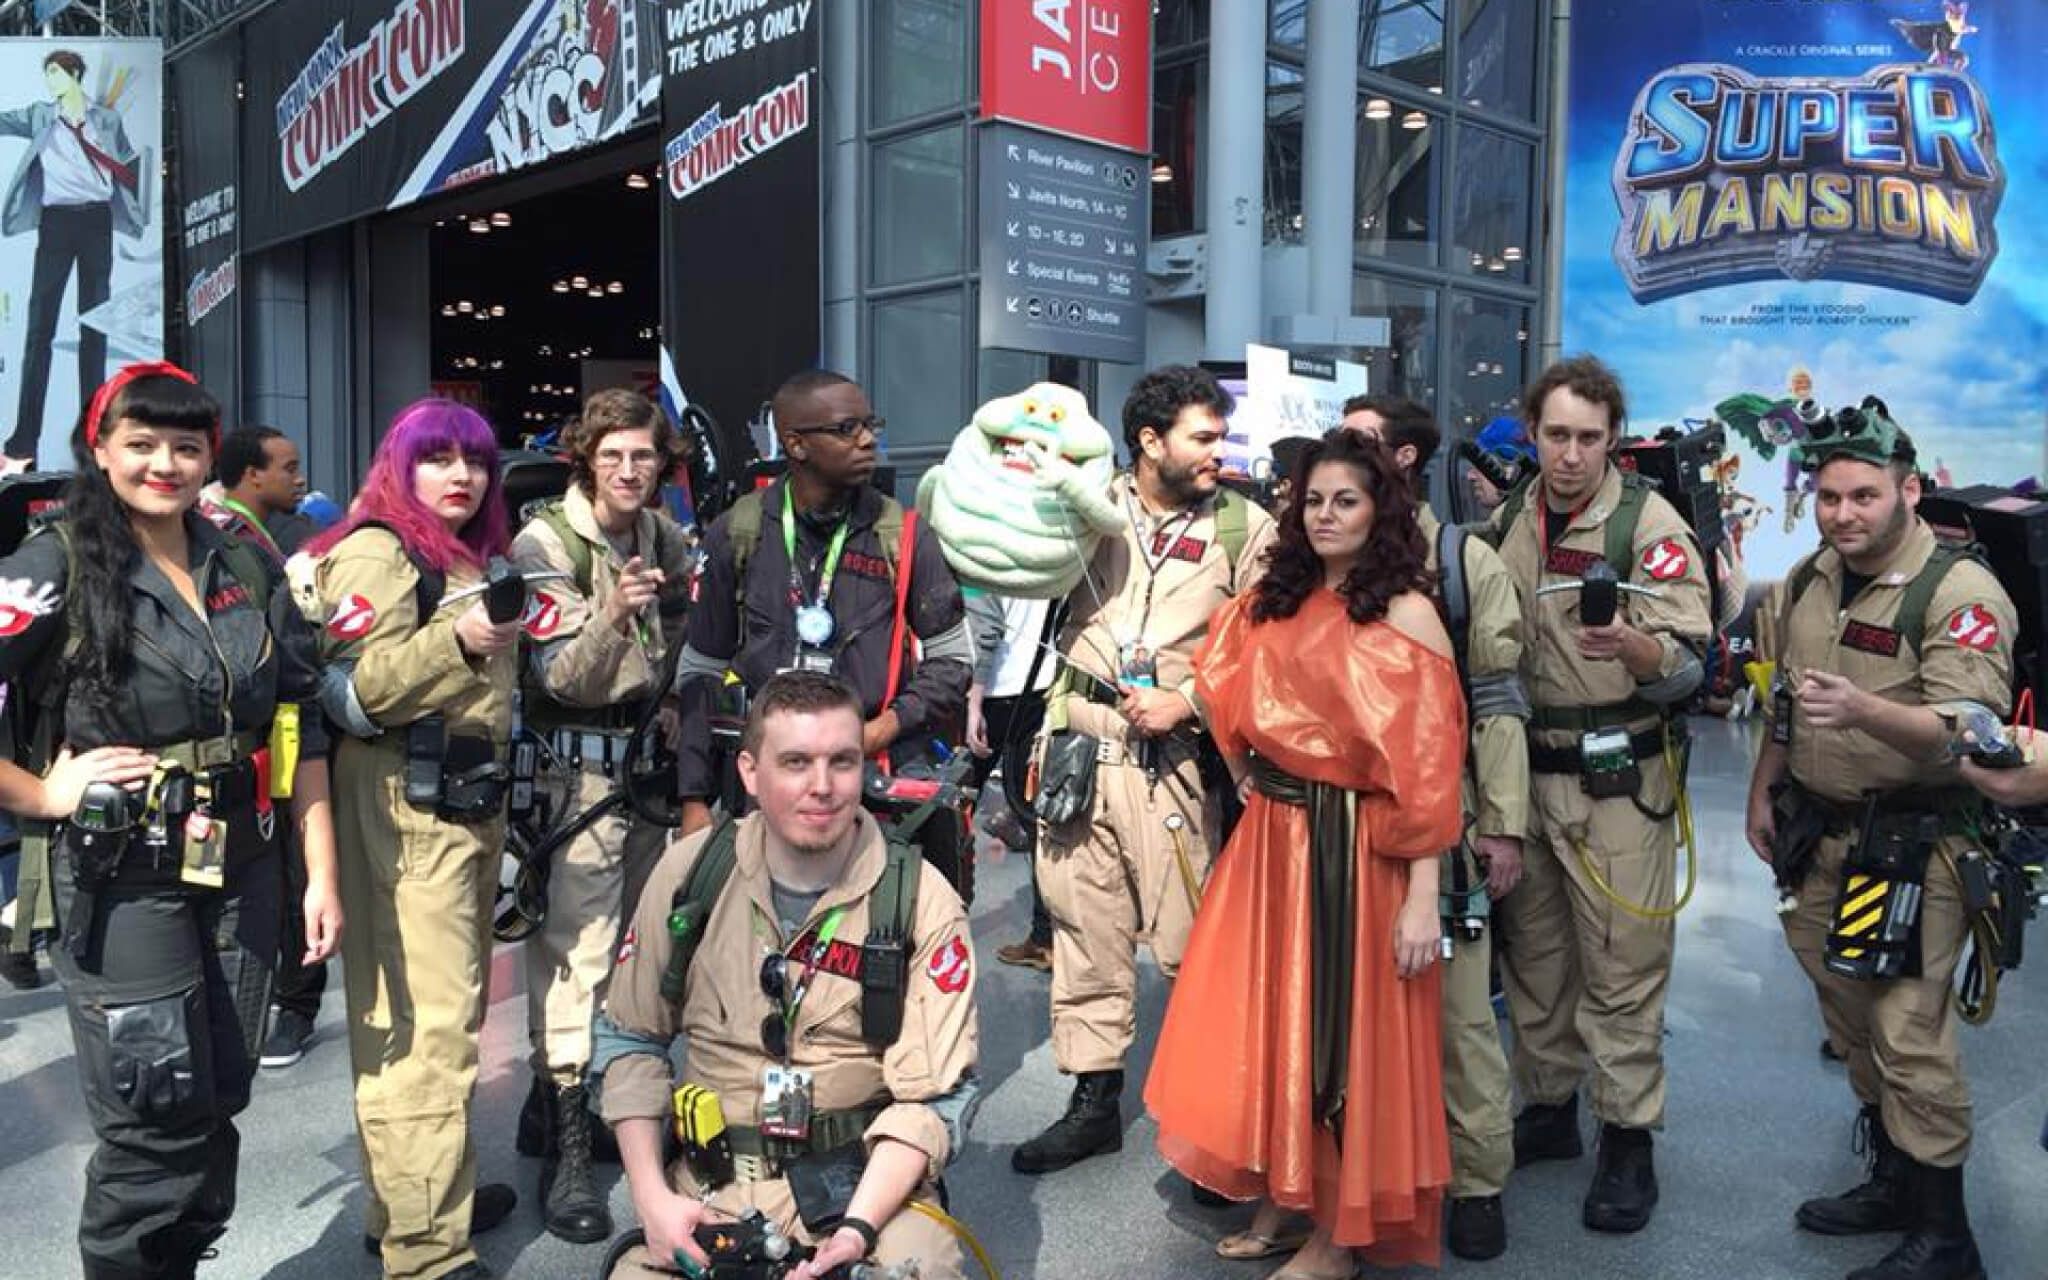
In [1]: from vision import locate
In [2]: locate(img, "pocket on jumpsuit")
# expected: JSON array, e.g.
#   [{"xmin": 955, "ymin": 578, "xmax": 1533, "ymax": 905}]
[{"xmin": 97, "ymin": 985, "xmax": 217, "ymax": 1127}]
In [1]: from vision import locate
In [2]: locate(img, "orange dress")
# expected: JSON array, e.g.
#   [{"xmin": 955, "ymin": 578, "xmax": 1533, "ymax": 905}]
[{"xmin": 1145, "ymin": 590, "xmax": 1466, "ymax": 1268}]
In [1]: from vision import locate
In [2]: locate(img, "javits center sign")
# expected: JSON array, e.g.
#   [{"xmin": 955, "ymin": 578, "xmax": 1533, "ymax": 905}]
[{"xmin": 1612, "ymin": 62, "xmax": 2005, "ymax": 304}]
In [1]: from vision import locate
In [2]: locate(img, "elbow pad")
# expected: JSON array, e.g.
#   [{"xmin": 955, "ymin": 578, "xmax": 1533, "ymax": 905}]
[
  {"xmin": 1635, "ymin": 646, "xmax": 1705, "ymax": 706},
  {"xmin": 1468, "ymin": 670, "xmax": 1531, "ymax": 722},
  {"xmin": 317, "ymin": 661, "xmax": 382, "ymax": 739}
]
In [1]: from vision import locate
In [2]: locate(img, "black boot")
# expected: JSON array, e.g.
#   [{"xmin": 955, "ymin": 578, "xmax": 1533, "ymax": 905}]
[
  {"xmin": 1011, "ymin": 1070, "xmax": 1123, "ymax": 1174},
  {"xmin": 541, "ymin": 1084, "xmax": 613, "ymax": 1244},
  {"xmin": 1582, "ymin": 1124, "xmax": 1658, "ymax": 1233},
  {"xmin": 1847, "ymin": 1161, "xmax": 1985, "ymax": 1280},
  {"xmin": 0, "ymin": 925, "xmax": 43, "ymax": 990},
  {"xmin": 517, "ymin": 1075, "xmax": 557, "ymax": 1158},
  {"xmin": 1513, "ymin": 1094, "xmax": 1583, "ymax": 1167},
  {"xmin": 1798, "ymin": 1105, "xmax": 1915, "ymax": 1236},
  {"xmin": 1447, "ymin": 1194, "xmax": 1508, "ymax": 1261}
]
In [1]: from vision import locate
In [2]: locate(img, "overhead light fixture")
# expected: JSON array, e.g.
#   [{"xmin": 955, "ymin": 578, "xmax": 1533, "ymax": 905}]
[
  {"xmin": 1503, "ymin": 246, "xmax": 1524, "ymax": 262},
  {"xmin": 552, "ymin": 279, "xmax": 570, "ymax": 293},
  {"xmin": 1428, "ymin": 85, "xmax": 1443, "ymax": 95},
  {"xmin": 606, "ymin": 280, "xmax": 623, "ymax": 294},
  {"xmin": 1487, "ymin": 255, "xmax": 1506, "ymax": 272},
  {"xmin": 1490, "ymin": 362, "xmax": 1505, "ymax": 375},
  {"xmin": 587, "ymin": 287, "xmax": 605, "ymax": 298},
  {"xmin": 456, "ymin": 300, "xmax": 473, "ymax": 313},
  {"xmin": 1150, "ymin": 160, "xmax": 1173, "ymax": 183},
  {"xmin": 626, "ymin": 171, "xmax": 650, "ymax": 190},
  {"xmin": 1516, "ymin": 328, "xmax": 1529, "ymax": 342},
  {"xmin": 571, "ymin": 274, "xmax": 589, "ymax": 290},
  {"xmin": 440, "ymin": 304, "xmax": 456, "ymax": 317},
  {"xmin": 1401, "ymin": 110, "xmax": 1428, "ymax": 131},
  {"xmin": 489, "ymin": 359, "xmax": 503, "ymax": 370},
  {"xmin": 490, "ymin": 304, "xmax": 506, "ymax": 317},
  {"xmin": 1470, "ymin": 251, "xmax": 1485, "ymax": 268},
  {"xmin": 1364, "ymin": 98, "xmax": 1391, "ymax": 120},
  {"xmin": 467, "ymin": 217, "xmax": 489, "ymax": 234},
  {"xmin": 490, "ymin": 211, "xmax": 511, "ymax": 227}
]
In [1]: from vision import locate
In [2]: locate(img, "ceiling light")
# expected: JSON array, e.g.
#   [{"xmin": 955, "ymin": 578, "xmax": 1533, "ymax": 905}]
[
  {"xmin": 490, "ymin": 304, "xmax": 506, "ymax": 317},
  {"xmin": 1401, "ymin": 110, "xmax": 1428, "ymax": 131},
  {"xmin": 571, "ymin": 275, "xmax": 589, "ymax": 290},
  {"xmin": 626, "ymin": 171, "xmax": 650, "ymax": 190},
  {"xmin": 489, "ymin": 359, "xmax": 503, "ymax": 370},
  {"xmin": 440, "ymin": 304, "xmax": 455, "ymax": 317},
  {"xmin": 1151, "ymin": 160, "xmax": 1173, "ymax": 183},
  {"xmin": 587, "ymin": 287, "xmax": 605, "ymax": 298},
  {"xmin": 456, "ymin": 300, "xmax": 473, "ymax": 313},
  {"xmin": 1503, "ymin": 246, "xmax": 1524, "ymax": 262},
  {"xmin": 1516, "ymin": 329, "xmax": 1529, "ymax": 341},
  {"xmin": 467, "ymin": 217, "xmax": 489, "ymax": 233},
  {"xmin": 1490, "ymin": 362, "xmax": 1505, "ymax": 375},
  {"xmin": 552, "ymin": 280, "xmax": 570, "ymax": 293},
  {"xmin": 1487, "ymin": 255, "xmax": 1506, "ymax": 272},
  {"xmin": 490, "ymin": 211, "xmax": 511, "ymax": 227},
  {"xmin": 606, "ymin": 281, "xmax": 623, "ymax": 294},
  {"xmin": 1428, "ymin": 85, "xmax": 1443, "ymax": 95},
  {"xmin": 1471, "ymin": 251, "xmax": 1485, "ymax": 268},
  {"xmin": 1364, "ymin": 98, "xmax": 1391, "ymax": 120}
]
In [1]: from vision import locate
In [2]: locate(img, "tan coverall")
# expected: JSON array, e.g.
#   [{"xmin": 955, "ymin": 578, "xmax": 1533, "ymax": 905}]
[
  {"xmin": 1764, "ymin": 520, "xmax": 2012, "ymax": 1165},
  {"xmin": 1491, "ymin": 465, "xmax": 1712, "ymax": 1130},
  {"xmin": 510, "ymin": 487, "xmax": 692, "ymax": 1086},
  {"xmin": 1422, "ymin": 505, "xmax": 1526, "ymax": 1198},
  {"xmin": 1038, "ymin": 477, "xmax": 1278, "ymax": 1074},
  {"xmin": 319, "ymin": 529, "xmax": 515, "ymax": 1280},
  {"xmin": 597, "ymin": 812, "xmax": 981, "ymax": 1278}
]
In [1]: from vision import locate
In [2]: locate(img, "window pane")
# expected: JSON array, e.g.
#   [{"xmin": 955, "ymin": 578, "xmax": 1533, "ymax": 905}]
[
  {"xmin": 870, "ymin": 0, "xmax": 968, "ymax": 126},
  {"xmin": 1451, "ymin": 126, "xmax": 1533, "ymax": 282},
  {"xmin": 1270, "ymin": 0, "xmax": 1306, "ymax": 49},
  {"xmin": 1458, "ymin": 0, "xmax": 1538, "ymax": 119},
  {"xmin": 1447, "ymin": 293, "xmax": 1529, "ymax": 449},
  {"xmin": 977, "ymin": 345, "xmax": 1046, "ymax": 404},
  {"xmin": 1152, "ymin": 62, "xmax": 1201, "ymax": 237},
  {"xmin": 1355, "ymin": 105, "xmax": 1437, "ymax": 270},
  {"xmin": 1363, "ymin": 0, "xmax": 1445, "ymax": 91},
  {"xmin": 1350, "ymin": 274, "xmax": 1438, "ymax": 405},
  {"xmin": 872, "ymin": 127, "xmax": 965, "ymax": 285},
  {"xmin": 1156, "ymin": 0, "xmax": 1209, "ymax": 49},
  {"xmin": 1264, "ymin": 63, "xmax": 1304, "ymax": 246},
  {"xmin": 873, "ymin": 290, "xmax": 966, "ymax": 453}
]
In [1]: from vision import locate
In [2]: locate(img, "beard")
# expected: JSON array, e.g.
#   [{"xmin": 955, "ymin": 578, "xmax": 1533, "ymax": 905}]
[{"xmin": 1154, "ymin": 453, "xmax": 1211, "ymax": 506}]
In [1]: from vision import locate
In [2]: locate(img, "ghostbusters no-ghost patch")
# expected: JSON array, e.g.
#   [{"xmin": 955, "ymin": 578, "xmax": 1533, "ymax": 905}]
[
  {"xmin": 1640, "ymin": 538, "xmax": 1691, "ymax": 582},
  {"xmin": 326, "ymin": 593, "xmax": 378, "ymax": 640},
  {"xmin": 523, "ymin": 591, "xmax": 562, "ymax": 640},
  {"xmin": 1946, "ymin": 604, "xmax": 2001, "ymax": 652},
  {"xmin": 0, "ymin": 578, "xmax": 60, "ymax": 638},
  {"xmin": 927, "ymin": 935, "xmax": 971, "ymax": 994}
]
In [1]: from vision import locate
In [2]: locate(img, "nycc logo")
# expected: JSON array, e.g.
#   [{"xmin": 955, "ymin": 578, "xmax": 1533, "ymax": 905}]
[
  {"xmin": 1612, "ymin": 62, "xmax": 2005, "ymax": 305},
  {"xmin": 484, "ymin": 0, "xmax": 636, "ymax": 174},
  {"xmin": 274, "ymin": 0, "xmax": 468, "ymax": 192},
  {"xmin": 663, "ymin": 70, "xmax": 810, "ymax": 202}
]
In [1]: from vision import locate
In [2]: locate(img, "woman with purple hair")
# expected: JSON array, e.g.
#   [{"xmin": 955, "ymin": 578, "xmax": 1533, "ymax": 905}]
[{"xmin": 308, "ymin": 399, "xmax": 522, "ymax": 1280}]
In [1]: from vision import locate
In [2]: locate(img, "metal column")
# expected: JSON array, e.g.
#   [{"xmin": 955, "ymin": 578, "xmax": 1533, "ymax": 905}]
[
  {"xmin": 1204, "ymin": 0, "xmax": 1267, "ymax": 358},
  {"xmin": 1304, "ymin": 0, "xmax": 1360, "ymax": 321},
  {"xmin": 821, "ymin": 0, "xmax": 862, "ymax": 376},
  {"xmin": 1538, "ymin": 0, "xmax": 1572, "ymax": 365}
]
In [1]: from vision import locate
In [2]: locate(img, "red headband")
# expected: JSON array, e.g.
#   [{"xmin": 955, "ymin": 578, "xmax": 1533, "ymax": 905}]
[{"xmin": 84, "ymin": 360, "xmax": 214, "ymax": 450}]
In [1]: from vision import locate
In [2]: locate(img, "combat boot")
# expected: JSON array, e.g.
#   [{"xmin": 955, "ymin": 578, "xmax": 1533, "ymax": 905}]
[
  {"xmin": 1012, "ymin": 1070, "xmax": 1123, "ymax": 1174},
  {"xmin": 1798, "ymin": 1105, "xmax": 1914, "ymax": 1236},
  {"xmin": 517, "ymin": 1075, "xmax": 556, "ymax": 1158},
  {"xmin": 542, "ymin": 1084, "xmax": 613, "ymax": 1244},
  {"xmin": 1447, "ymin": 1195, "xmax": 1507, "ymax": 1260},
  {"xmin": 1512, "ymin": 1093, "xmax": 1583, "ymax": 1167},
  {"xmin": 1847, "ymin": 1160, "xmax": 1985, "ymax": 1280},
  {"xmin": 1582, "ymin": 1124, "xmax": 1658, "ymax": 1233}
]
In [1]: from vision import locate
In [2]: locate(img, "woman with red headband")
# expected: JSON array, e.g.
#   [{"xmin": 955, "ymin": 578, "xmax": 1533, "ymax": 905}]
[
  {"xmin": 306, "ymin": 399, "xmax": 521, "ymax": 1280},
  {"xmin": 0, "ymin": 362, "xmax": 341, "ymax": 1279}
]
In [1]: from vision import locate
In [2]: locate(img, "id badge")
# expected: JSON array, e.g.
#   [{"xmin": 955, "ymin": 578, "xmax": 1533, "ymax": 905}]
[
  {"xmin": 759, "ymin": 1065, "xmax": 815, "ymax": 1141},
  {"xmin": 1117, "ymin": 640, "xmax": 1157, "ymax": 688},
  {"xmin": 179, "ymin": 811, "xmax": 227, "ymax": 889}
]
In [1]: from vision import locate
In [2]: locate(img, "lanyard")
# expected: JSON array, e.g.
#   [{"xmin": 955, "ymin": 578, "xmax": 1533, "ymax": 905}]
[
  {"xmin": 1124, "ymin": 488, "xmax": 1200, "ymax": 641},
  {"xmin": 215, "ymin": 496, "xmax": 282, "ymax": 560},
  {"xmin": 782, "ymin": 485, "xmax": 852, "ymax": 613},
  {"xmin": 1534, "ymin": 484, "xmax": 1591, "ymax": 577},
  {"xmin": 776, "ymin": 905, "xmax": 847, "ymax": 1033}
]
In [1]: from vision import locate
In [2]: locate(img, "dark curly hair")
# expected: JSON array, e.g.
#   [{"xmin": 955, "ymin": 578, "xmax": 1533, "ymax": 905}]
[
  {"xmin": 1121, "ymin": 364, "xmax": 1233, "ymax": 454},
  {"xmin": 1520, "ymin": 354, "xmax": 1627, "ymax": 438},
  {"xmin": 563, "ymin": 388, "xmax": 681, "ymax": 498},
  {"xmin": 1251, "ymin": 429, "xmax": 1433, "ymax": 627}
]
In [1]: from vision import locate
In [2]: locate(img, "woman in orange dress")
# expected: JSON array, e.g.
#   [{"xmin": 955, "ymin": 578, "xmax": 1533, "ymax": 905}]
[{"xmin": 1146, "ymin": 429, "xmax": 1466, "ymax": 1277}]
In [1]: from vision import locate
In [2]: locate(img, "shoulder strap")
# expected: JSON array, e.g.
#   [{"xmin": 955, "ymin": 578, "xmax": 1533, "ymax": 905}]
[
  {"xmin": 875, "ymin": 496, "xmax": 905, "ymax": 578},
  {"xmin": 537, "ymin": 500, "xmax": 594, "ymax": 598},
  {"xmin": 1214, "ymin": 488, "xmax": 1248, "ymax": 585},
  {"xmin": 658, "ymin": 819, "xmax": 742, "ymax": 1003},
  {"xmin": 1437, "ymin": 522, "xmax": 1470, "ymax": 673},
  {"xmin": 216, "ymin": 537, "xmax": 274, "ymax": 615},
  {"xmin": 1483, "ymin": 476, "xmax": 1535, "ymax": 550},
  {"xmin": 1603, "ymin": 473, "xmax": 1652, "ymax": 571},
  {"xmin": 860, "ymin": 835, "xmax": 924, "ymax": 1047},
  {"xmin": 1897, "ymin": 544, "xmax": 1971, "ymax": 661},
  {"xmin": 353, "ymin": 519, "xmax": 445, "ymax": 628},
  {"xmin": 727, "ymin": 490, "xmax": 766, "ymax": 587}
]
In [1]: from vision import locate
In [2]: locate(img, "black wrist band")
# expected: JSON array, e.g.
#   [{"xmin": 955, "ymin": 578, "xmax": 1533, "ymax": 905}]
[{"xmin": 840, "ymin": 1216, "xmax": 880, "ymax": 1252}]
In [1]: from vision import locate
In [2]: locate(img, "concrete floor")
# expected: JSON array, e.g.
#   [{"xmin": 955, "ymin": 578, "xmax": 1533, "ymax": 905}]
[{"xmin": 2, "ymin": 717, "xmax": 2045, "ymax": 1280}]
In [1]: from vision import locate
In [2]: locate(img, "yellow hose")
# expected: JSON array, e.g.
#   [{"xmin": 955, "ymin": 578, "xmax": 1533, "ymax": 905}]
[
  {"xmin": 1165, "ymin": 812, "xmax": 1203, "ymax": 910},
  {"xmin": 1571, "ymin": 734, "xmax": 1698, "ymax": 920},
  {"xmin": 903, "ymin": 1200, "xmax": 1001, "ymax": 1280}
]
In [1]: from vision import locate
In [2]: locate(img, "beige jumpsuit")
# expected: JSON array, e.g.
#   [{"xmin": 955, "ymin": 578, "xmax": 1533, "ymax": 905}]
[{"xmin": 319, "ymin": 528, "xmax": 515, "ymax": 1280}]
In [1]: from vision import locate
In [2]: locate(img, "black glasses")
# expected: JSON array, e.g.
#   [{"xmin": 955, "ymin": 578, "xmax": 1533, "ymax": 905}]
[
  {"xmin": 787, "ymin": 415, "xmax": 884, "ymax": 441},
  {"xmin": 760, "ymin": 952, "xmax": 790, "ymax": 1059}
]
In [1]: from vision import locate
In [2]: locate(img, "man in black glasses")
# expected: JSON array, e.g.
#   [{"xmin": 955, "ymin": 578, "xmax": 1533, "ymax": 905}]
[
  {"xmin": 672, "ymin": 370, "xmax": 974, "ymax": 840},
  {"xmin": 592, "ymin": 672, "xmax": 981, "ymax": 1279}
]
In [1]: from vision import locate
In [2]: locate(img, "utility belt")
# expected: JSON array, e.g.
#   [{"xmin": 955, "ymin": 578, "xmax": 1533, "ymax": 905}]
[
  {"xmin": 404, "ymin": 715, "xmax": 507, "ymax": 824},
  {"xmin": 720, "ymin": 1105, "xmax": 884, "ymax": 1181},
  {"xmin": 1788, "ymin": 781, "xmax": 1984, "ymax": 982},
  {"xmin": 1527, "ymin": 725, "xmax": 1664, "ymax": 778}
]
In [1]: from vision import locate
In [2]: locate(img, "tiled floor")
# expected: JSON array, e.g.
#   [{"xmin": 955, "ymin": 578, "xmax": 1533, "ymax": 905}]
[{"xmin": 2, "ymin": 716, "xmax": 2044, "ymax": 1279}]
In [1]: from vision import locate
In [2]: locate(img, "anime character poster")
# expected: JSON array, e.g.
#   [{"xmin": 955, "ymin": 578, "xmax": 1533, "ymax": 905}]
[
  {"xmin": 0, "ymin": 39, "xmax": 162, "ymax": 473},
  {"xmin": 1563, "ymin": 1, "xmax": 2047, "ymax": 579}
]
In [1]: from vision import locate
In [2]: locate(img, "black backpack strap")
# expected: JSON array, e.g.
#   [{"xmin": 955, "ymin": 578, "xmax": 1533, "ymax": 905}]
[
  {"xmin": 860, "ymin": 836, "xmax": 922, "ymax": 1047},
  {"xmin": 354, "ymin": 519, "xmax": 446, "ymax": 628},
  {"xmin": 1897, "ymin": 544, "xmax": 1972, "ymax": 661},
  {"xmin": 658, "ymin": 819, "xmax": 741, "ymax": 1003},
  {"xmin": 1437, "ymin": 521, "xmax": 1470, "ymax": 674}
]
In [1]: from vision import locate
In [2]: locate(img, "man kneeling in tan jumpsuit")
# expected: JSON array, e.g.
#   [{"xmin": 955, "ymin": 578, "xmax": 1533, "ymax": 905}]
[{"xmin": 592, "ymin": 672, "xmax": 981, "ymax": 1279}]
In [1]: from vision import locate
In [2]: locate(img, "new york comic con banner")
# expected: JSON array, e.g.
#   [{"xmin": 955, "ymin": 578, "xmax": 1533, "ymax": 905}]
[
  {"xmin": 0, "ymin": 38, "xmax": 162, "ymax": 471},
  {"xmin": 1563, "ymin": 0, "xmax": 2046, "ymax": 580},
  {"xmin": 241, "ymin": 0, "xmax": 661, "ymax": 251}
]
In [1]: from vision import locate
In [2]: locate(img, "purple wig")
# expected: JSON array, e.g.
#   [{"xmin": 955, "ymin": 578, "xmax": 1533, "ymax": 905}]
[{"xmin": 308, "ymin": 398, "xmax": 509, "ymax": 572}]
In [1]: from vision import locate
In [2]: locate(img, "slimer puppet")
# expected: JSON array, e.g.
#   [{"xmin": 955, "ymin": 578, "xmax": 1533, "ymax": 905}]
[{"xmin": 916, "ymin": 382, "xmax": 1123, "ymax": 598}]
